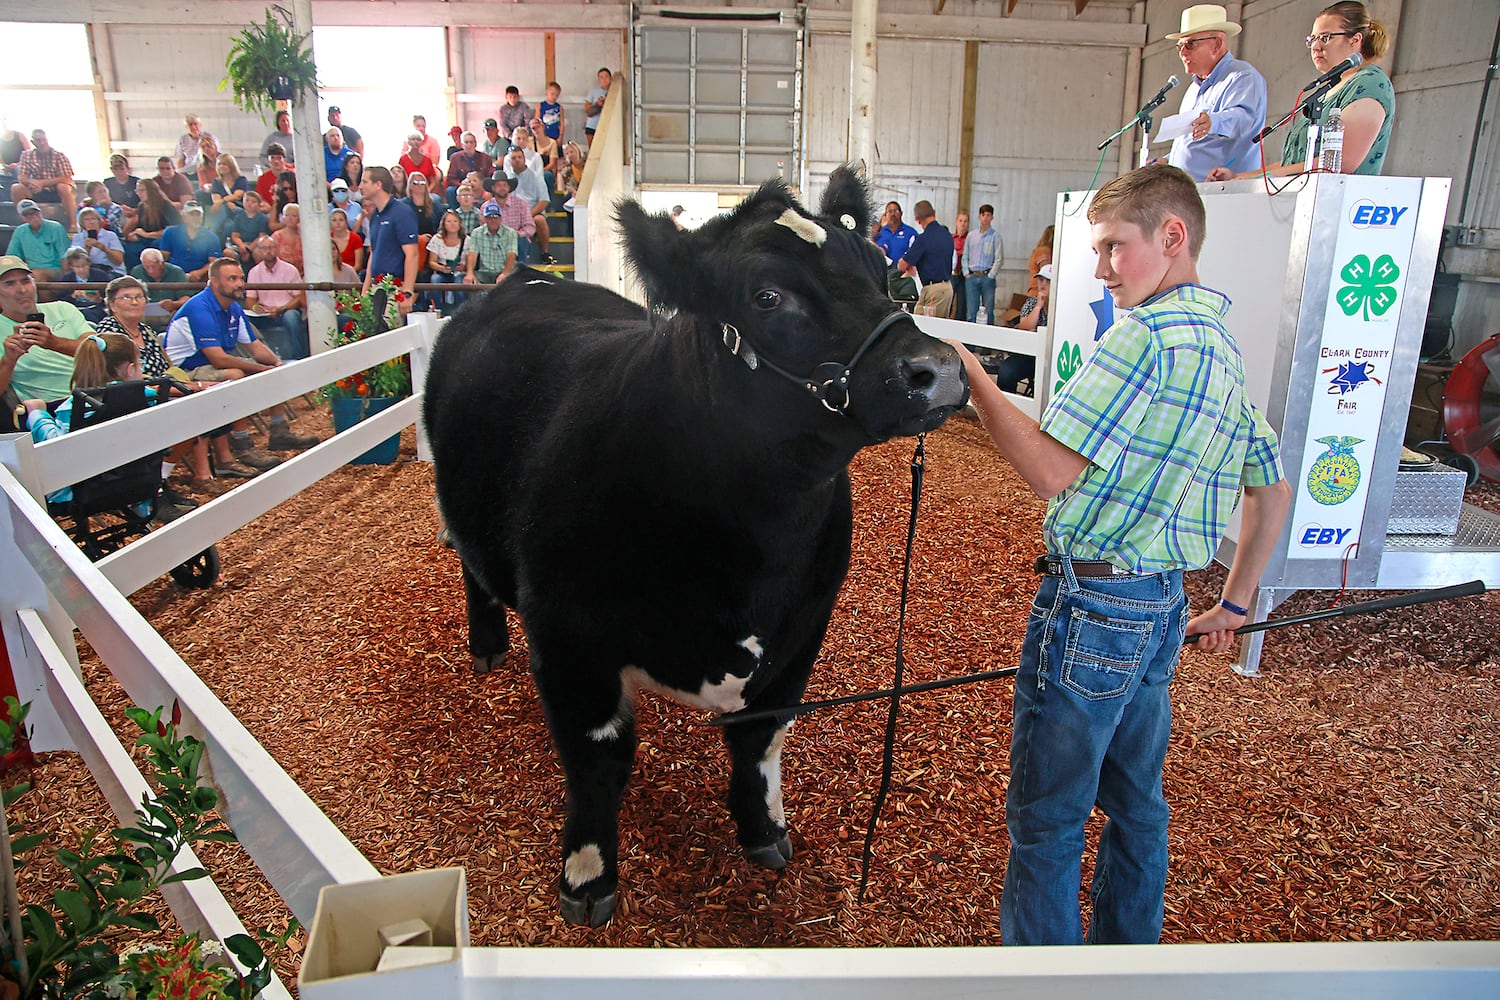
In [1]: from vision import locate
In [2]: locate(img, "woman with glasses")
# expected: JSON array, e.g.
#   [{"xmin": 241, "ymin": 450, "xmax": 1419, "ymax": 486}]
[
  {"xmin": 1209, "ymin": 2, "xmax": 1392, "ymax": 180},
  {"xmin": 270, "ymin": 171, "xmax": 298, "ymax": 232},
  {"xmin": 95, "ymin": 276, "xmax": 169, "ymax": 377}
]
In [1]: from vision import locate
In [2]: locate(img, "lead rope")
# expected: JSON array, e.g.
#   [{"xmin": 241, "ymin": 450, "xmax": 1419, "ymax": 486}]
[{"xmin": 857, "ymin": 432, "xmax": 925, "ymax": 903}]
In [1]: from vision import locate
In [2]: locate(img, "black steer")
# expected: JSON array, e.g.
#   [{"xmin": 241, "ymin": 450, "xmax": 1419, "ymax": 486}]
[{"xmin": 423, "ymin": 168, "xmax": 969, "ymax": 926}]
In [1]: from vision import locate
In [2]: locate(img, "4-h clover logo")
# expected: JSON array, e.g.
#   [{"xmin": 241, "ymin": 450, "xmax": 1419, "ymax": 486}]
[
  {"xmin": 1054, "ymin": 341, "xmax": 1083, "ymax": 393},
  {"xmin": 1335, "ymin": 253, "xmax": 1400, "ymax": 321}
]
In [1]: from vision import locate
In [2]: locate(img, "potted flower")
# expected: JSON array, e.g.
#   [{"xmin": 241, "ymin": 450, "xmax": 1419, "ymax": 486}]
[
  {"xmin": 325, "ymin": 275, "xmax": 413, "ymax": 465},
  {"xmin": 221, "ymin": 6, "xmax": 320, "ymax": 118}
]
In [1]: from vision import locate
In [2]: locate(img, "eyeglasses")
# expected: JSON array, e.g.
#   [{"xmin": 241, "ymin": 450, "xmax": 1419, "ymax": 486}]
[
  {"xmin": 113, "ymin": 292, "xmax": 146, "ymax": 302},
  {"xmin": 1175, "ymin": 36, "xmax": 1215, "ymax": 52},
  {"xmin": 1306, "ymin": 30, "xmax": 1355, "ymax": 47}
]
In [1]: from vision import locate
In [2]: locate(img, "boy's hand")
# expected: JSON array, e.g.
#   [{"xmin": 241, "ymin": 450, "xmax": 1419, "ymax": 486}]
[{"xmin": 1185, "ymin": 603, "xmax": 1245, "ymax": 654}]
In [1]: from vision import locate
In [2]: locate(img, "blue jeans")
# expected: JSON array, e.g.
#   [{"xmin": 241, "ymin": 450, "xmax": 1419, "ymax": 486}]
[
  {"xmin": 965, "ymin": 274, "xmax": 996, "ymax": 323},
  {"xmin": 247, "ymin": 309, "xmax": 308, "ymax": 360},
  {"xmin": 1001, "ymin": 560, "xmax": 1186, "ymax": 946}
]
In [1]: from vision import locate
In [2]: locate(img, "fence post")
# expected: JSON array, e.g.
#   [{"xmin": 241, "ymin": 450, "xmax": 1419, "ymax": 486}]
[{"xmin": 0, "ymin": 434, "xmax": 81, "ymax": 751}]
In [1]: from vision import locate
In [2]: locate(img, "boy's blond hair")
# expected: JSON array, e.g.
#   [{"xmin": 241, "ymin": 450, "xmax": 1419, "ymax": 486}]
[{"xmin": 1088, "ymin": 163, "xmax": 1206, "ymax": 257}]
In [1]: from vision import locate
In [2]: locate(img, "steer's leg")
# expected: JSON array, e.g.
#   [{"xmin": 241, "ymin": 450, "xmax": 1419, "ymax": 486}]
[
  {"xmin": 461, "ymin": 561, "xmax": 510, "ymax": 674},
  {"xmin": 534, "ymin": 655, "xmax": 634, "ymax": 927}
]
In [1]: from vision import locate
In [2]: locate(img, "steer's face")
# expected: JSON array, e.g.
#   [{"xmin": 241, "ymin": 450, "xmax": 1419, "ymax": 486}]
[{"xmin": 618, "ymin": 168, "xmax": 969, "ymax": 444}]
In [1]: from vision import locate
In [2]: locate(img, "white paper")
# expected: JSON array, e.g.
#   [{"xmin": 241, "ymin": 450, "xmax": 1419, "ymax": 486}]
[{"xmin": 1152, "ymin": 111, "xmax": 1193, "ymax": 145}]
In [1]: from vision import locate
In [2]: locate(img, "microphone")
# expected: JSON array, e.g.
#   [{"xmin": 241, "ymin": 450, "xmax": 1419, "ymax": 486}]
[
  {"xmin": 1140, "ymin": 75, "xmax": 1181, "ymax": 114},
  {"xmin": 1303, "ymin": 53, "xmax": 1363, "ymax": 92}
]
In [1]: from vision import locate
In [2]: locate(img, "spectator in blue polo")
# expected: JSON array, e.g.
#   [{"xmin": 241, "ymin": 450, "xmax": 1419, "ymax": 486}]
[
  {"xmin": 874, "ymin": 201, "xmax": 917, "ymax": 267},
  {"xmin": 156, "ymin": 201, "xmax": 221, "ymax": 283},
  {"xmin": 898, "ymin": 200, "xmax": 956, "ymax": 318}
]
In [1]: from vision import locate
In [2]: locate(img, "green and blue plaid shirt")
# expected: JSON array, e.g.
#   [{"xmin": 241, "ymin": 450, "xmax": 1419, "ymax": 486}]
[{"xmin": 1039, "ymin": 283, "xmax": 1283, "ymax": 573}]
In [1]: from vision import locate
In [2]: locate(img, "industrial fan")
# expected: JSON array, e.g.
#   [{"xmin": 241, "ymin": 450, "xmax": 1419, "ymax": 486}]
[{"xmin": 1443, "ymin": 333, "xmax": 1500, "ymax": 483}]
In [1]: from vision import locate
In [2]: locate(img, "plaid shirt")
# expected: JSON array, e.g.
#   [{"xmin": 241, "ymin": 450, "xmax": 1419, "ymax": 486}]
[
  {"xmin": 1039, "ymin": 283, "xmax": 1282, "ymax": 573},
  {"xmin": 495, "ymin": 195, "xmax": 534, "ymax": 239},
  {"xmin": 464, "ymin": 222, "xmax": 518, "ymax": 275},
  {"xmin": 18, "ymin": 146, "xmax": 73, "ymax": 182},
  {"xmin": 455, "ymin": 205, "xmax": 483, "ymax": 235}
]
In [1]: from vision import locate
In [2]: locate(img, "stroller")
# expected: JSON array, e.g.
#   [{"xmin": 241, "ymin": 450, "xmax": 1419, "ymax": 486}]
[{"xmin": 43, "ymin": 377, "xmax": 220, "ymax": 589}]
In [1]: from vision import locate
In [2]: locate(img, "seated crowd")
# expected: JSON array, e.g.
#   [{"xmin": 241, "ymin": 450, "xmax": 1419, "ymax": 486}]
[{"xmin": 1, "ymin": 89, "xmax": 602, "ymax": 520}]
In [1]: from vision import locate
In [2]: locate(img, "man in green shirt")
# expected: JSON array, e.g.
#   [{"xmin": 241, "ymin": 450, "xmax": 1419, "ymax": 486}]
[
  {"xmin": 462, "ymin": 204, "xmax": 518, "ymax": 284},
  {"xmin": 1, "ymin": 255, "xmax": 94, "ymax": 430},
  {"xmin": 8, "ymin": 200, "xmax": 71, "ymax": 281},
  {"xmin": 131, "ymin": 248, "xmax": 192, "ymax": 328}
]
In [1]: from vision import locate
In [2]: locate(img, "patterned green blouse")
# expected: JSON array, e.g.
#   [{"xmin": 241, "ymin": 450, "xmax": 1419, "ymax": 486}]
[{"xmin": 1281, "ymin": 64, "xmax": 1394, "ymax": 175}]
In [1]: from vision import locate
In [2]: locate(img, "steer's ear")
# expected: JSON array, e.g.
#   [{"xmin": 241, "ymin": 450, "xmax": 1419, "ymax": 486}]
[
  {"xmin": 818, "ymin": 165, "xmax": 873, "ymax": 237},
  {"xmin": 616, "ymin": 198, "xmax": 709, "ymax": 313}
]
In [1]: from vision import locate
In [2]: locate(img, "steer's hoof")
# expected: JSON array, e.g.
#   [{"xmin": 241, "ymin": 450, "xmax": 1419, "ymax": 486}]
[
  {"xmin": 472, "ymin": 653, "xmax": 506, "ymax": 675},
  {"xmin": 559, "ymin": 890, "xmax": 616, "ymax": 928},
  {"xmin": 745, "ymin": 834, "xmax": 794, "ymax": 870}
]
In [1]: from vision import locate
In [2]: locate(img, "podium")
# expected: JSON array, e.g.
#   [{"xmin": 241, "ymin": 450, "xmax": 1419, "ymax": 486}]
[{"xmin": 1044, "ymin": 174, "xmax": 1500, "ymax": 675}]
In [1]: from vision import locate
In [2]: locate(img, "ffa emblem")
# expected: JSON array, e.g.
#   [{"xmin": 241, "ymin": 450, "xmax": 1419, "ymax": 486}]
[{"xmin": 1306, "ymin": 435, "xmax": 1364, "ymax": 506}]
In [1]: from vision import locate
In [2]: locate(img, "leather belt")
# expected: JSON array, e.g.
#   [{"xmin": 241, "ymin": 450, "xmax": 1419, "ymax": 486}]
[{"xmin": 1033, "ymin": 555, "xmax": 1134, "ymax": 577}]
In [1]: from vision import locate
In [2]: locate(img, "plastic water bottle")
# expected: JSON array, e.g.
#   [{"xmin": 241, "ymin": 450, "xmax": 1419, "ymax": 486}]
[
  {"xmin": 1319, "ymin": 107, "xmax": 1344, "ymax": 174},
  {"xmin": 975, "ymin": 303, "xmax": 988, "ymax": 326}
]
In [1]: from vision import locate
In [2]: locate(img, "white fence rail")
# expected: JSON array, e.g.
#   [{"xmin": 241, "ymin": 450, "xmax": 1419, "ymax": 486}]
[{"xmin": 2, "ymin": 312, "xmax": 1498, "ymax": 997}]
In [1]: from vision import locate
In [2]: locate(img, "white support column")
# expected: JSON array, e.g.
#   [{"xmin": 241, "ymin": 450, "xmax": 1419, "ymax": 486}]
[
  {"xmin": 290, "ymin": 0, "xmax": 336, "ymax": 354},
  {"xmin": 849, "ymin": 0, "xmax": 878, "ymax": 177}
]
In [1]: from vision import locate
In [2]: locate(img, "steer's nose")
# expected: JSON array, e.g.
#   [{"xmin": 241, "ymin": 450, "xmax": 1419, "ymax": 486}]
[{"xmin": 901, "ymin": 342, "xmax": 970, "ymax": 410}]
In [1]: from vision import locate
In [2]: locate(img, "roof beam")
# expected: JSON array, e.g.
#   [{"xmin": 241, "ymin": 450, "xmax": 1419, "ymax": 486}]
[{"xmin": 0, "ymin": 1, "xmax": 629, "ymax": 30}]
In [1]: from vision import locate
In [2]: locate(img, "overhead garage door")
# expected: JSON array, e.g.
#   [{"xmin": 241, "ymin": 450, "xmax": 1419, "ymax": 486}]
[{"xmin": 633, "ymin": 14, "xmax": 804, "ymax": 187}]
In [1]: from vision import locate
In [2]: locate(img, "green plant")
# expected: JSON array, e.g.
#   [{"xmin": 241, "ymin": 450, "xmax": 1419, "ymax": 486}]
[
  {"xmin": 221, "ymin": 6, "xmax": 319, "ymax": 119},
  {"xmin": 0, "ymin": 700, "xmax": 288, "ymax": 999},
  {"xmin": 325, "ymin": 274, "xmax": 414, "ymax": 401}
]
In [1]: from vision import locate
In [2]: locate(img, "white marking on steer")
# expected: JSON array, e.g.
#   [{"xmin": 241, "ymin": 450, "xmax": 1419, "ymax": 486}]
[
  {"xmin": 775, "ymin": 209, "xmax": 826, "ymax": 246},
  {"xmin": 739, "ymin": 635, "xmax": 764, "ymax": 660},
  {"xmin": 525, "ymin": 278, "xmax": 551, "ymax": 285},
  {"xmin": 622, "ymin": 664, "xmax": 753, "ymax": 714},
  {"xmin": 760, "ymin": 727, "xmax": 789, "ymax": 826},
  {"xmin": 564, "ymin": 844, "xmax": 605, "ymax": 888},
  {"xmin": 587, "ymin": 686, "xmax": 635, "ymax": 742}
]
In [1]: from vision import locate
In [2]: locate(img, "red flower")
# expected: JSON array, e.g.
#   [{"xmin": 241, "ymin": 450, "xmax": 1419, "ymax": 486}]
[
  {"xmin": 342, "ymin": 321, "xmax": 355, "ymax": 332},
  {"xmin": 394, "ymin": 291, "xmax": 407, "ymax": 303},
  {"xmin": 357, "ymin": 383, "xmax": 370, "ymax": 396},
  {"xmin": 351, "ymin": 301, "xmax": 362, "ymax": 312}
]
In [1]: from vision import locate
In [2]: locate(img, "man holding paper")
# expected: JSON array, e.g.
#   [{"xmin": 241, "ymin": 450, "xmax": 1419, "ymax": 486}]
[{"xmin": 1163, "ymin": 5, "xmax": 1266, "ymax": 181}]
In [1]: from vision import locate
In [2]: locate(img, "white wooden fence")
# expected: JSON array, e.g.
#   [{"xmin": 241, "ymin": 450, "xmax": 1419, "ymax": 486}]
[{"xmin": 1, "ymin": 313, "xmax": 1496, "ymax": 997}]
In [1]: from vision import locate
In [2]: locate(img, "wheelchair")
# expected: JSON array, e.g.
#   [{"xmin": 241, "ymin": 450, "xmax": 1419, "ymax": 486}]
[{"xmin": 41, "ymin": 378, "xmax": 221, "ymax": 589}]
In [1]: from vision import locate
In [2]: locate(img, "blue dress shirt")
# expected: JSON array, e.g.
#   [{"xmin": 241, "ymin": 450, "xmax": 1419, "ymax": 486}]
[{"xmin": 1167, "ymin": 53, "xmax": 1267, "ymax": 181}]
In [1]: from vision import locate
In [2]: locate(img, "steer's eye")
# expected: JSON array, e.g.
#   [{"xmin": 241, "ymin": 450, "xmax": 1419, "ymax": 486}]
[{"xmin": 754, "ymin": 289, "xmax": 782, "ymax": 310}]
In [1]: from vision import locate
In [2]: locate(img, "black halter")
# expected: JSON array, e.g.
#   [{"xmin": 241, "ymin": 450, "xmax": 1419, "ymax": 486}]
[{"xmin": 719, "ymin": 311, "xmax": 911, "ymax": 415}]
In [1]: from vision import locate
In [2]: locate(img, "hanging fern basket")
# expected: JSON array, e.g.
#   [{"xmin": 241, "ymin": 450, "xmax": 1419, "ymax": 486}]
[{"xmin": 221, "ymin": 6, "xmax": 319, "ymax": 118}]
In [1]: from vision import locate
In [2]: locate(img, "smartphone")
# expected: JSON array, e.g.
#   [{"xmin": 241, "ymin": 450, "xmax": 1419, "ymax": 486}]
[
  {"xmin": 25, "ymin": 313, "xmax": 44, "ymax": 323},
  {"xmin": 85, "ymin": 228, "xmax": 99, "ymax": 238}
]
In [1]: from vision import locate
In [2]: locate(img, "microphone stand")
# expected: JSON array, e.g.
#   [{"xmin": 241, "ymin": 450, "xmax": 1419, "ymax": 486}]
[{"xmin": 1098, "ymin": 109, "xmax": 1158, "ymax": 168}]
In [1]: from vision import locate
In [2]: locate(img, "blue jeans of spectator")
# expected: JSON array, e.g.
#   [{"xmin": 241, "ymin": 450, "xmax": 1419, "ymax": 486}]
[
  {"xmin": 515, "ymin": 236, "xmax": 532, "ymax": 266},
  {"xmin": 247, "ymin": 309, "xmax": 308, "ymax": 360},
  {"xmin": 1001, "ymin": 560, "xmax": 1185, "ymax": 947},
  {"xmin": 428, "ymin": 271, "xmax": 464, "ymax": 311},
  {"xmin": 965, "ymin": 274, "xmax": 996, "ymax": 323}
]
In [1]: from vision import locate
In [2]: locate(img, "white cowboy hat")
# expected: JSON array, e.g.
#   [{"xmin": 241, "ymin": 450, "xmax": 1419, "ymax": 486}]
[{"xmin": 1165, "ymin": 4, "xmax": 1242, "ymax": 40}]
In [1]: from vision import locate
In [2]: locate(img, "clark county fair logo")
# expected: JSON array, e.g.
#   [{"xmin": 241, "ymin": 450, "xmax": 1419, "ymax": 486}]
[
  {"xmin": 1306, "ymin": 435, "xmax": 1364, "ymax": 506},
  {"xmin": 1335, "ymin": 254, "xmax": 1400, "ymax": 321}
]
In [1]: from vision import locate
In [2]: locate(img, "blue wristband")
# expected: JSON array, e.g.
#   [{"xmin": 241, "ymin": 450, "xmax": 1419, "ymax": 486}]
[{"xmin": 1219, "ymin": 598, "xmax": 1248, "ymax": 617}]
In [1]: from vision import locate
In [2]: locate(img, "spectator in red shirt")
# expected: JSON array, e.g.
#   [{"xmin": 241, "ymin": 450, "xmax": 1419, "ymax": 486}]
[
  {"xmin": 256, "ymin": 144, "xmax": 289, "ymax": 210},
  {"xmin": 398, "ymin": 132, "xmax": 443, "ymax": 190},
  {"xmin": 444, "ymin": 131, "xmax": 493, "ymax": 206}
]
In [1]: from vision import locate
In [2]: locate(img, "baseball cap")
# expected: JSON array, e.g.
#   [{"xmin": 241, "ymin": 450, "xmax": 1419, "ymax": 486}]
[
  {"xmin": 483, "ymin": 118, "xmax": 498, "ymax": 128},
  {"xmin": 449, "ymin": 125, "xmax": 463, "ymax": 136},
  {"xmin": 0, "ymin": 255, "xmax": 32, "ymax": 277},
  {"xmin": 182, "ymin": 201, "xmax": 204, "ymax": 215},
  {"xmin": 482, "ymin": 203, "xmax": 502, "ymax": 217},
  {"xmin": 330, "ymin": 178, "xmax": 349, "ymax": 190},
  {"xmin": 1035, "ymin": 263, "xmax": 1054, "ymax": 281},
  {"xmin": 328, "ymin": 105, "xmax": 341, "ymax": 115},
  {"xmin": 16, "ymin": 199, "xmax": 40, "ymax": 215}
]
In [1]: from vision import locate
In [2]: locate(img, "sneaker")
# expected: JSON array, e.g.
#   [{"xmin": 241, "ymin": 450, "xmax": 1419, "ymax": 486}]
[
  {"xmin": 190, "ymin": 477, "xmax": 235, "ymax": 496},
  {"xmin": 153, "ymin": 500, "xmax": 190, "ymax": 524},
  {"xmin": 216, "ymin": 460, "xmax": 259, "ymax": 479},
  {"xmin": 236, "ymin": 447, "xmax": 283, "ymax": 470},
  {"xmin": 267, "ymin": 426, "xmax": 321, "ymax": 450},
  {"xmin": 540, "ymin": 253, "xmax": 559, "ymax": 265},
  {"xmin": 159, "ymin": 484, "xmax": 200, "ymax": 510}
]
